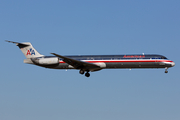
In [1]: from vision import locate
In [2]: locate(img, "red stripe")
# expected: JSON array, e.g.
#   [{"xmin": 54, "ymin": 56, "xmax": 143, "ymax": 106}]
[{"xmin": 59, "ymin": 60, "xmax": 173, "ymax": 63}]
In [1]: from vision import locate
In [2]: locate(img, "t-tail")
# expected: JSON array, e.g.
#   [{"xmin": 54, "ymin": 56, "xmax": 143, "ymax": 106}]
[{"xmin": 6, "ymin": 40, "xmax": 44, "ymax": 59}]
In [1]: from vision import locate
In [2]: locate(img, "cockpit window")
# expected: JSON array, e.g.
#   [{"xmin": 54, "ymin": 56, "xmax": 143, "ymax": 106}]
[{"xmin": 161, "ymin": 56, "xmax": 167, "ymax": 59}]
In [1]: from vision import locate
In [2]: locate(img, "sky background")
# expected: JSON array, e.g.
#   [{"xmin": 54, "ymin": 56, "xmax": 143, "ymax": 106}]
[{"xmin": 0, "ymin": 0, "xmax": 180, "ymax": 120}]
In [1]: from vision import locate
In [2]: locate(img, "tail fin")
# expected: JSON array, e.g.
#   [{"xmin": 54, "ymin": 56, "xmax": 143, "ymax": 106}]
[{"xmin": 6, "ymin": 40, "xmax": 44, "ymax": 58}]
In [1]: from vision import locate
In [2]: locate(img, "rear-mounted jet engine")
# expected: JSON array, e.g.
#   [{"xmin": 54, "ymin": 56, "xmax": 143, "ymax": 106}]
[{"xmin": 31, "ymin": 57, "xmax": 59, "ymax": 68}]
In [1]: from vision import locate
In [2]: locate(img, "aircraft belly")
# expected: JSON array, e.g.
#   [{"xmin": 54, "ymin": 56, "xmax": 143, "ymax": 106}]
[{"xmin": 48, "ymin": 61, "xmax": 172, "ymax": 69}]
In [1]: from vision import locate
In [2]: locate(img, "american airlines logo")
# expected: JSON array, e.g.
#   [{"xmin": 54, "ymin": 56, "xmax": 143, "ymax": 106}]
[
  {"xmin": 26, "ymin": 48, "xmax": 35, "ymax": 55},
  {"xmin": 123, "ymin": 55, "xmax": 145, "ymax": 58}
]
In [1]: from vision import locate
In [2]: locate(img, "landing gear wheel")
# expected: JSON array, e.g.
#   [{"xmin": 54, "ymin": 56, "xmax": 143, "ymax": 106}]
[
  {"xmin": 85, "ymin": 72, "xmax": 90, "ymax": 77},
  {"xmin": 79, "ymin": 70, "xmax": 84, "ymax": 75}
]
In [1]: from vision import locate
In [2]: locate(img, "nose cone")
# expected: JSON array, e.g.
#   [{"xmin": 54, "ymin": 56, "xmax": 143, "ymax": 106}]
[{"xmin": 171, "ymin": 62, "xmax": 175, "ymax": 67}]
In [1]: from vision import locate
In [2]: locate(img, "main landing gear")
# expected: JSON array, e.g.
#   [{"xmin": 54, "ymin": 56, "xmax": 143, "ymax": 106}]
[
  {"xmin": 79, "ymin": 70, "xmax": 90, "ymax": 77},
  {"xmin": 165, "ymin": 67, "xmax": 168, "ymax": 73},
  {"xmin": 85, "ymin": 72, "xmax": 90, "ymax": 77}
]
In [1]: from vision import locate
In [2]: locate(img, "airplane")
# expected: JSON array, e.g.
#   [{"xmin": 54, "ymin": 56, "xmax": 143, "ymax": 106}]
[{"xmin": 6, "ymin": 40, "xmax": 175, "ymax": 77}]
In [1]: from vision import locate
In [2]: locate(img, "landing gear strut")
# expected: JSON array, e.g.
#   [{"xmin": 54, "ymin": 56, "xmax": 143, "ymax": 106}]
[{"xmin": 165, "ymin": 67, "xmax": 168, "ymax": 73}]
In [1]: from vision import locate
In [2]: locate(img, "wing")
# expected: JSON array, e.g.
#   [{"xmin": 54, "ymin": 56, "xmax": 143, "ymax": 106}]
[{"xmin": 51, "ymin": 53, "xmax": 101, "ymax": 71}]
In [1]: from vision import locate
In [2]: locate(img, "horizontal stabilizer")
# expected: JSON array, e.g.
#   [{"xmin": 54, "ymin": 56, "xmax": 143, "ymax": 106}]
[{"xmin": 5, "ymin": 40, "xmax": 30, "ymax": 48}]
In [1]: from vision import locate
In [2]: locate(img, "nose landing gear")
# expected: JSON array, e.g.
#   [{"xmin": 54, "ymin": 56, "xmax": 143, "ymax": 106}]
[{"xmin": 165, "ymin": 67, "xmax": 168, "ymax": 73}]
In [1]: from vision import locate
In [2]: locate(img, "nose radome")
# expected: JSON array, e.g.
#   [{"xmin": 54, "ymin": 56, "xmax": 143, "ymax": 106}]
[{"xmin": 171, "ymin": 62, "xmax": 175, "ymax": 67}]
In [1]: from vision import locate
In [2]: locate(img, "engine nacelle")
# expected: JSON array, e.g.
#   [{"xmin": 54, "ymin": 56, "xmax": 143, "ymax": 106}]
[
  {"xmin": 93, "ymin": 62, "xmax": 106, "ymax": 68},
  {"xmin": 31, "ymin": 57, "xmax": 59, "ymax": 67}
]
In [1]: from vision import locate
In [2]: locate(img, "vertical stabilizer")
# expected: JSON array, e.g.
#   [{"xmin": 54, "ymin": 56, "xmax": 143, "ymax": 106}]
[{"xmin": 6, "ymin": 40, "xmax": 44, "ymax": 58}]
